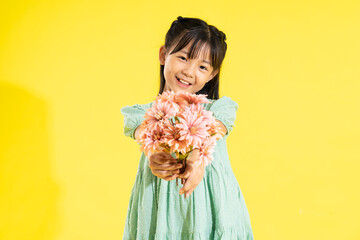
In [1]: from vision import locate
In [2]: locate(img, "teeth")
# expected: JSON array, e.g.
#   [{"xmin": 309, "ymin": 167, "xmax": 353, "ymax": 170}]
[
  {"xmin": 178, "ymin": 77, "xmax": 190, "ymax": 85},
  {"xmin": 180, "ymin": 80, "xmax": 190, "ymax": 85}
]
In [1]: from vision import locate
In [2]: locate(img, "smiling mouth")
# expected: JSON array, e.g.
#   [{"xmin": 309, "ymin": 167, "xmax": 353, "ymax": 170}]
[{"xmin": 176, "ymin": 76, "xmax": 192, "ymax": 86}]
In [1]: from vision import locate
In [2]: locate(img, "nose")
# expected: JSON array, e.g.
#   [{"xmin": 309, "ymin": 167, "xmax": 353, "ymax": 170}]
[{"xmin": 182, "ymin": 62, "xmax": 196, "ymax": 79}]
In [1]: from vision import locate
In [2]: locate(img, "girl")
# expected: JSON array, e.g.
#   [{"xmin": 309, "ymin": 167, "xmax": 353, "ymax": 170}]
[{"xmin": 120, "ymin": 16, "xmax": 254, "ymax": 239}]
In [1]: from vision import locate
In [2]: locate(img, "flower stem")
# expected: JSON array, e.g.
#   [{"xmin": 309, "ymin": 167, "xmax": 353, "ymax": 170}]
[{"xmin": 176, "ymin": 155, "xmax": 187, "ymax": 186}]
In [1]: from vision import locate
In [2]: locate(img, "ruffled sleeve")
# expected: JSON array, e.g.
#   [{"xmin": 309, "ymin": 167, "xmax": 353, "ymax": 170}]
[
  {"xmin": 120, "ymin": 102, "xmax": 152, "ymax": 140},
  {"xmin": 209, "ymin": 96, "xmax": 239, "ymax": 139}
]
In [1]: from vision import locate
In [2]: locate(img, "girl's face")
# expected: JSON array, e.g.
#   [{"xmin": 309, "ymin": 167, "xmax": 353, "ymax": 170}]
[{"xmin": 159, "ymin": 42, "xmax": 219, "ymax": 94}]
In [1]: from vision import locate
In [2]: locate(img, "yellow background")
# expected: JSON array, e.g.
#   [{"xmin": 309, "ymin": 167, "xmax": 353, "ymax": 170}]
[{"xmin": 1, "ymin": 0, "xmax": 359, "ymax": 239}]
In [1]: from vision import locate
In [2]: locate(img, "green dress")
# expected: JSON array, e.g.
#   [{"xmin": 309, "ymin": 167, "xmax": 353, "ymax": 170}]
[{"xmin": 120, "ymin": 96, "xmax": 254, "ymax": 240}]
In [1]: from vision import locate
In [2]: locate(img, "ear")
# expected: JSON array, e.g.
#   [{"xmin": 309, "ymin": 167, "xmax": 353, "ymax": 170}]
[
  {"xmin": 159, "ymin": 45, "xmax": 166, "ymax": 65},
  {"xmin": 208, "ymin": 69, "xmax": 219, "ymax": 82}
]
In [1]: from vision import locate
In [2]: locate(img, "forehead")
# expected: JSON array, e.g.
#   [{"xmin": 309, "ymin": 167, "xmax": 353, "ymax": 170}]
[{"xmin": 178, "ymin": 43, "xmax": 211, "ymax": 64}]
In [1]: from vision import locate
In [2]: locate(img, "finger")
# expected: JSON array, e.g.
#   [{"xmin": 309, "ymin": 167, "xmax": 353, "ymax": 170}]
[
  {"xmin": 149, "ymin": 151, "xmax": 170, "ymax": 158},
  {"xmin": 150, "ymin": 152, "xmax": 173, "ymax": 159},
  {"xmin": 157, "ymin": 151, "xmax": 174, "ymax": 158},
  {"xmin": 179, "ymin": 178, "xmax": 193, "ymax": 194},
  {"xmin": 163, "ymin": 174, "xmax": 178, "ymax": 181},
  {"xmin": 181, "ymin": 179, "xmax": 193, "ymax": 194},
  {"xmin": 149, "ymin": 161, "xmax": 183, "ymax": 171},
  {"xmin": 187, "ymin": 149, "xmax": 200, "ymax": 163},
  {"xmin": 152, "ymin": 154, "xmax": 178, "ymax": 164},
  {"xmin": 159, "ymin": 151, "xmax": 174, "ymax": 158},
  {"xmin": 167, "ymin": 162, "xmax": 183, "ymax": 170},
  {"xmin": 185, "ymin": 188, "xmax": 195, "ymax": 199},
  {"xmin": 177, "ymin": 166, "xmax": 193, "ymax": 179},
  {"xmin": 150, "ymin": 157, "xmax": 179, "ymax": 166},
  {"xmin": 151, "ymin": 169, "xmax": 173, "ymax": 178},
  {"xmin": 154, "ymin": 169, "xmax": 182, "ymax": 178}
]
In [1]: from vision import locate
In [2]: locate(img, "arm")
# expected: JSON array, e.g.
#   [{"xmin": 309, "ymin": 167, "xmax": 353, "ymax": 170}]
[
  {"xmin": 120, "ymin": 103, "xmax": 149, "ymax": 140},
  {"xmin": 209, "ymin": 96, "xmax": 239, "ymax": 139},
  {"xmin": 134, "ymin": 124, "xmax": 145, "ymax": 141},
  {"xmin": 178, "ymin": 148, "xmax": 204, "ymax": 199},
  {"xmin": 215, "ymin": 119, "xmax": 227, "ymax": 138},
  {"xmin": 177, "ymin": 120, "xmax": 228, "ymax": 198}
]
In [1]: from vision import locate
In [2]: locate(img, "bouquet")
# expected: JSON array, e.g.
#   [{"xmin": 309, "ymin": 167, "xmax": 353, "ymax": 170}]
[{"xmin": 136, "ymin": 90, "xmax": 223, "ymax": 185}]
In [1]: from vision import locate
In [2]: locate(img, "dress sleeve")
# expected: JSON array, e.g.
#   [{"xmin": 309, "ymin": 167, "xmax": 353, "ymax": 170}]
[
  {"xmin": 209, "ymin": 96, "xmax": 239, "ymax": 138},
  {"xmin": 120, "ymin": 103, "xmax": 151, "ymax": 140}
]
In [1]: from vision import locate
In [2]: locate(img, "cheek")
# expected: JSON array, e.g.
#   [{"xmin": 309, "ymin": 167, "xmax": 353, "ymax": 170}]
[
  {"xmin": 168, "ymin": 58, "xmax": 182, "ymax": 71},
  {"xmin": 163, "ymin": 65, "xmax": 176, "ymax": 82},
  {"xmin": 198, "ymin": 76, "xmax": 210, "ymax": 85},
  {"xmin": 163, "ymin": 63, "xmax": 172, "ymax": 75},
  {"xmin": 164, "ymin": 62, "xmax": 174, "ymax": 74}
]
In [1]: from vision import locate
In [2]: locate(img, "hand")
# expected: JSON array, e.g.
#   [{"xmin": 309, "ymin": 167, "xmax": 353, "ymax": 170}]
[
  {"xmin": 215, "ymin": 119, "xmax": 227, "ymax": 139},
  {"xmin": 148, "ymin": 148, "xmax": 184, "ymax": 181},
  {"xmin": 134, "ymin": 123, "xmax": 145, "ymax": 141},
  {"xmin": 177, "ymin": 148, "xmax": 205, "ymax": 199}
]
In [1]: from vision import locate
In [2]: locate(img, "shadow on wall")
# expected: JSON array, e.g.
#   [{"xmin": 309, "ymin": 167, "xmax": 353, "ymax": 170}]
[{"xmin": 0, "ymin": 81, "xmax": 61, "ymax": 240}]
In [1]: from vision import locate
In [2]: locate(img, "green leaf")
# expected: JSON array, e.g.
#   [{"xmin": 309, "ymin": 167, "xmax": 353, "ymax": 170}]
[
  {"xmin": 168, "ymin": 117, "xmax": 176, "ymax": 126},
  {"xmin": 179, "ymin": 152, "xmax": 186, "ymax": 160},
  {"xmin": 174, "ymin": 116, "xmax": 181, "ymax": 123}
]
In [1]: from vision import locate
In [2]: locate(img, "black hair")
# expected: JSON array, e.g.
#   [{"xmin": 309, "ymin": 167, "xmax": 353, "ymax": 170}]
[{"xmin": 158, "ymin": 16, "xmax": 227, "ymax": 100}]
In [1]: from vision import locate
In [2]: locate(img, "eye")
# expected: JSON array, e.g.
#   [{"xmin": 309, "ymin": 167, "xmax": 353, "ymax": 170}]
[
  {"xmin": 178, "ymin": 56, "xmax": 187, "ymax": 61},
  {"xmin": 200, "ymin": 66, "xmax": 208, "ymax": 71}
]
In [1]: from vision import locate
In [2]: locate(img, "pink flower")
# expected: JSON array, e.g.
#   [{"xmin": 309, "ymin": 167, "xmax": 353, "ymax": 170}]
[
  {"xmin": 197, "ymin": 136, "xmax": 217, "ymax": 166},
  {"xmin": 138, "ymin": 124, "xmax": 166, "ymax": 157},
  {"xmin": 156, "ymin": 90, "xmax": 176, "ymax": 102},
  {"xmin": 177, "ymin": 105, "xmax": 210, "ymax": 149},
  {"xmin": 163, "ymin": 122, "xmax": 191, "ymax": 154},
  {"xmin": 207, "ymin": 119, "xmax": 223, "ymax": 141},
  {"xmin": 173, "ymin": 90, "xmax": 211, "ymax": 108},
  {"xmin": 137, "ymin": 90, "xmax": 221, "ymax": 167},
  {"xmin": 180, "ymin": 103, "xmax": 205, "ymax": 119},
  {"xmin": 143, "ymin": 100, "xmax": 179, "ymax": 132}
]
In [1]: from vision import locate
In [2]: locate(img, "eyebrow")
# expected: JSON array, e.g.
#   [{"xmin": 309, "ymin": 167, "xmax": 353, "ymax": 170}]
[{"xmin": 180, "ymin": 50, "xmax": 211, "ymax": 65}]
